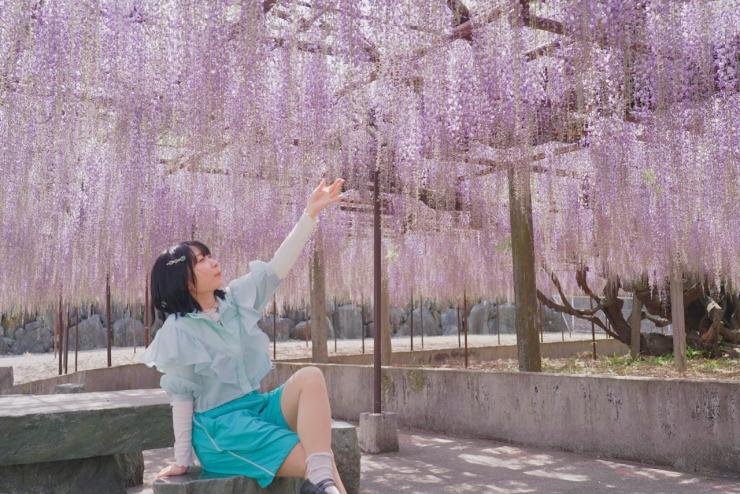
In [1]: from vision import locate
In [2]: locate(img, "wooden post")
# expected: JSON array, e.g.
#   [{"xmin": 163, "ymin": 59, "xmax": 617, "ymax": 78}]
[
  {"xmin": 508, "ymin": 165, "xmax": 542, "ymax": 372},
  {"xmin": 670, "ymin": 271, "xmax": 687, "ymax": 373},
  {"xmin": 629, "ymin": 296, "xmax": 642, "ymax": 359}
]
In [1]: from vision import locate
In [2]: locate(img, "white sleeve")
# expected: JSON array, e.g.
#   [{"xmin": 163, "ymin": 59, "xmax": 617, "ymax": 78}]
[
  {"xmin": 267, "ymin": 211, "xmax": 318, "ymax": 279},
  {"xmin": 171, "ymin": 399, "xmax": 194, "ymax": 467}
]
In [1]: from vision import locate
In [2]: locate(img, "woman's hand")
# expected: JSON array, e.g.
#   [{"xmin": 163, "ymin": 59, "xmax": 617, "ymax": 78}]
[
  {"xmin": 305, "ymin": 178, "xmax": 345, "ymax": 219},
  {"xmin": 155, "ymin": 463, "xmax": 189, "ymax": 479}
]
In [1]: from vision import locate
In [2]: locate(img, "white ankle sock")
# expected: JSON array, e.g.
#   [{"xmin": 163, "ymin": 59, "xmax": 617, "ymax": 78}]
[{"xmin": 305, "ymin": 451, "xmax": 340, "ymax": 493}]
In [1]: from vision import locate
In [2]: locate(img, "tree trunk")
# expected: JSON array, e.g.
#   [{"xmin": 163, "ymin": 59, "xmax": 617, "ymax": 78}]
[
  {"xmin": 670, "ymin": 271, "xmax": 687, "ymax": 372},
  {"xmin": 309, "ymin": 230, "xmax": 328, "ymax": 363},
  {"xmin": 508, "ymin": 165, "xmax": 542, "ymax": 372},
  {"xmin": 629, "ymin": 297, "xmax": 642, "ymax": 358}
]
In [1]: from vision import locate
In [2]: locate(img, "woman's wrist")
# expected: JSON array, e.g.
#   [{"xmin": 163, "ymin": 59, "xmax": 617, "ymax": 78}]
[{"xmin": 304, "ymin": 207, "xmax": 319, "ymax": 220}]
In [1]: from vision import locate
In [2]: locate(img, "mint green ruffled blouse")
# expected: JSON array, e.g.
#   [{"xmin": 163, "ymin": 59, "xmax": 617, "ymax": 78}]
[{"xmin": 138, "ymin": 260, "xmax": 282, "ymax": 413}]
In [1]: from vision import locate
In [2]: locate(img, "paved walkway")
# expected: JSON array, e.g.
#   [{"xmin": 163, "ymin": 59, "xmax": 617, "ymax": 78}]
[{"xmin": 128, "ymin": 427, "xmax": 740, "ymax": 494}]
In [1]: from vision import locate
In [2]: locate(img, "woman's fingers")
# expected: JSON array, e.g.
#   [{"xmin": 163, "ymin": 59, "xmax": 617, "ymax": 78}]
[{"xmin": 330, "ymin": 178, "xmax": 345, "ymax": 195}]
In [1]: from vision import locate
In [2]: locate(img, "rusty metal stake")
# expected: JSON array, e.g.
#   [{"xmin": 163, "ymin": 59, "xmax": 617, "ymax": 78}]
[
  {"xmin": 304, "ymin": 300, "xmax": 309, "ymax": 348},
  {"xmin": 74, "ymin": 306, "xmax": 79, "ymax": 373},
  {"xmin": 63, "ymin": 304, "xmax": 69, "ymax": 374},
  {"xmin": 590, "ymin": 297, "xmax": 597, "ymax": 360},
  {"xmin": 419, "ymin": 294, "xmax": 424, "ymax": 349},
  {"xmin": 106, "ymin": 273, "xmax": 112, "ymax": 368},
  {"xmin": 410, "ymin": 293, "xmax": 414, "ymax": 352},
  {"xmin": 360, "ymin": 294, "xmax": 365, "ymax": 354},
  {"xmin": 273, "ymin": 296, "xmax": 277, "ymax": 360},
  {"xmin": 463, "ymin": 290, "xmax": 468, "ymax": 368},
  {"xmin": 58, "ymin": 293, "xmax": 63, "ymax": 376},
  {"xmin": 144, "ymin": 276, "xmax": 151, "ymax": 347},
  {"xmin": 456, "ymin": 303, "xmax": 461, "ymax": 348},
  {"xmin": 373, "ymin": 167, "xmax": 382, "ymax": 414}
]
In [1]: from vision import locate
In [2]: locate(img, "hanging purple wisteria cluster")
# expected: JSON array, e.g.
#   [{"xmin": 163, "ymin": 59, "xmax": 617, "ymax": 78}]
[{"xmin": 0, "ymin": 0, "xmax": 737, "ymax": 313}]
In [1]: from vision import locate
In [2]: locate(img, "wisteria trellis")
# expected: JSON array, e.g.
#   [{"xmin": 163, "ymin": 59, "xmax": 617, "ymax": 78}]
[{"xmin": 0, "ymin": 0, "xmax": 737, "ymax": 314}]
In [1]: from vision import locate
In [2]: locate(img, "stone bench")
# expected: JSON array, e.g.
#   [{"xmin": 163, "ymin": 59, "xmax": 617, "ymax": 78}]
[
  {"xmin": 0, "ymin": 389, "xmax": 360, "ymax": 494},
  {"xmin": 153, "ymin": 421, "xmax": 360, "ymax": 494},
  {"xmin": 0, "ymin": 389, "xmax": 173, "ymax": 494}
]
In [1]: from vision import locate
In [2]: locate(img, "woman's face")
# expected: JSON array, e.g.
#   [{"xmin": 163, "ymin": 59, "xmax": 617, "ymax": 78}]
[{"xmin": 188, "ymin": 245, "xmax": 223, "ymax": 296}]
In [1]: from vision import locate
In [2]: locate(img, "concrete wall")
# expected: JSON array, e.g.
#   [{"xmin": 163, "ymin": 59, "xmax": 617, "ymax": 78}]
[
  {"xmin": 5, "ymin": 346, "xmax": 738, "ymax": 478},
  {"xmin": 293, "ymin": 338, "xmax": 628, "ymax": 366},
  {"xmin": 263, "ymin": 362, "xmax": 740, "ymax": 477}
]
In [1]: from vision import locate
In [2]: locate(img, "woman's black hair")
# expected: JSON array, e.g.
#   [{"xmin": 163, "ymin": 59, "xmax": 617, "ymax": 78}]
[{"xmin": 150, "ymin": 240, "xmax": 225, "ymax": 320}]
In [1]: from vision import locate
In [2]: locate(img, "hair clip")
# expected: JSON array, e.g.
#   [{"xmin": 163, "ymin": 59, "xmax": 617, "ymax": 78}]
[{"xmin": 166, "ymin": 255, "xmax": 186, "ymax": 266}]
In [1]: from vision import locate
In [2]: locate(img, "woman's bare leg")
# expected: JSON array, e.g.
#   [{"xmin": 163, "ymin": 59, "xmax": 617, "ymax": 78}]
[
  {"xmin": 277, "ymin": 443, "xmax": 306, "ymax": 478},
  {"xmin": 279, "ymin": 366, "xmax": 346, "ymax": 494}
]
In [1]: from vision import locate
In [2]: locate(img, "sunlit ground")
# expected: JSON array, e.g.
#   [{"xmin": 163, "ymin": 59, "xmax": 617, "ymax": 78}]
[{"xmin": 128, "ymin": 427, "xmax": 740, "ymax": 494}]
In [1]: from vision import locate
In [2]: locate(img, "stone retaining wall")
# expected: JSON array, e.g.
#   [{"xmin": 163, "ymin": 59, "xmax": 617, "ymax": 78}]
[{"xmin": 263, "ymin": 362, "xmax": 740, "ymax": 477}]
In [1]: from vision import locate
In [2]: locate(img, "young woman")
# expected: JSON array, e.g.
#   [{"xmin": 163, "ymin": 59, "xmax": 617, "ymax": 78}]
[{"xmin": 139, "ymin": 178, "xmax": 347, "ymax": 494}]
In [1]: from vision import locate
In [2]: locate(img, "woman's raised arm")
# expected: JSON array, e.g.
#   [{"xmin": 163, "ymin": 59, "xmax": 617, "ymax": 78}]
[{"xmin": 268, "ymin": 178, "xmax": 344, "ymax": 279}]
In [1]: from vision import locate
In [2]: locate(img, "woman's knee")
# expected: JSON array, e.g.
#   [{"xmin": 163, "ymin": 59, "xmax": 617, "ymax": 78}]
[{"xmin": 296, "ymin": 366, "xmax": 325, "ymax": 386}]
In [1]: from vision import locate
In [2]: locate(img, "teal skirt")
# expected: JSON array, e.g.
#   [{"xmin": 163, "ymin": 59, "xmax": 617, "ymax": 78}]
[{"xmin": 192, "ymin": 384, "xmax": 300, "ymax": 488}]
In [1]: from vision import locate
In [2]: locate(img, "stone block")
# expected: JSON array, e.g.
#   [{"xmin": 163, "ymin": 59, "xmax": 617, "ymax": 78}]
[
  {"xmin": 258, "ymin": 317, "xmax": 295, "ymax": 342},
  {"xmin": 154, "ymin": 471, "xmax": 303, "ymax": 494},
  {"xmin": 0, "ymin": 452, "xmax": 143, "ymax": 494},
  {"xmin": 358, "ymin": 411, "xmax": 399, "ymax": 454},
  {"xmin": 0, "ymin": 390, "xmax": 172, "ymax": 466},
  {"xmin": 0, "ymin": 367, "xmax": 12, "ymax": 390},
  {"xmin": 333, "ymin": 305, "xmax": 363, "ymax": 339},
  {"xmin": 55, "ymin": 383, "xmax": 85, "ymax": 393},
  {"xmin": 154, "ymin": 421, "xmax": 360, "ymax": 494},
  {"xmin": 290, "ymin": 317, "xmax": 334, "ymax": 340}
]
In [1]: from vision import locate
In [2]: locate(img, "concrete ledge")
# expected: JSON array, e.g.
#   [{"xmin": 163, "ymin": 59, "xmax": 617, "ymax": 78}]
[{"xmin": 262, "ymin": 362, "xmax": 740, "ymax": 477}]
